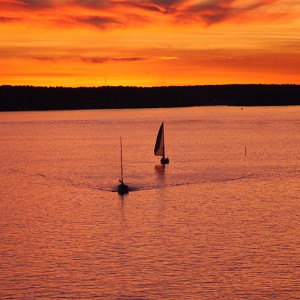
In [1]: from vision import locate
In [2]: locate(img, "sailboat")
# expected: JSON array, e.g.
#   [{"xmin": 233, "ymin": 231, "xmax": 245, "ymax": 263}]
[
  {"xmin": 117, "ymin": 137, "xmax": 129, "ymax": 195},
  {"xmin": 154, "ymin": 122, "xmax": 169, "ymax": 165}
]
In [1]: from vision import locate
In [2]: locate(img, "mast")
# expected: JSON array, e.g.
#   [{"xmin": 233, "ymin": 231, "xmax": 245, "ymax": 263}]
[
  {"xmin": 120, "ymin": 137, "xmax": 123, "ymax": 182},
  {"xmin": 162, "ymin": 123, "xmax": 165, "ymax": 160},
  {"xmin": 117, "ymin": 137, "xmax": 129, "ymax": 194}
]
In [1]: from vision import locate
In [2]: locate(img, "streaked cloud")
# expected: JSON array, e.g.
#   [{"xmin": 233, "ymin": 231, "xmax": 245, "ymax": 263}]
[
  {"xmin": 81, "ymin": 57, "xmax": 147, "ymax": 64},
  {"xmin": 20, "ymin": 0, "xmax": 53, "ymax": 8},
  {"xmin": 3, "ymin": 0, "xmax": 297, "ymax": 27},
  {"xmin": 158, "ymin": 56, "xmax": 179, "ymax": 60},
  {"xmin": 72, "ymin": 15, "xmax": 121, "ymax": 29},
  {"xmin": 0, "ymin": 0, "xmax": 299, "ymax": 86},
  {"xmin": 0, "ymin": 16, "xmax": 20, "ymax": 22}
]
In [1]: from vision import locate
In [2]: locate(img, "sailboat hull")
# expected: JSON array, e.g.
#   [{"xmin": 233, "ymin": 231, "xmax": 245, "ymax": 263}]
[
  {"xmin": 161, "ymin": 157, "xmax": 169, "ymax": 164},
  {"xmin": 118, "ymin": 182, "xmax": 129, "ymax": 195}
]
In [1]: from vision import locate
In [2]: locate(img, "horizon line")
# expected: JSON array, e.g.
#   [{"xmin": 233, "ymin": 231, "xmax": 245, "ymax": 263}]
[{"xmin": 1, "ymin": 83, "xmax": 299, "ymax": 89}]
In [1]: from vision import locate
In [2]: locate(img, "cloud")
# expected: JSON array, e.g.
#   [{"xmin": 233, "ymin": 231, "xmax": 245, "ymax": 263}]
[
  {"xmin": 17, "ymin": 0, "xmax": 54, "ymax": 9},
  {"xmin": 81, "ymin": 57, "xmax": 147, "ymax": 64},
  {"xmin": 27, "ymin": 55, "xmax": 147, "ymax": 64},
  {"xmin": 0, "ymin": 16, "xmax": 20, "ymax": 22},
  {"xmin": 112, "ymin": 1, "xmax": 186, "ymax": 14},
  {"xmin": 158, "ymin": 56, "xmax": 179, "ymax": 60},
  {"xmin": 32, "ymin": 57, "xmax": 59, "ymax": 61},
  {"xmin": 3, "ymin": 0, "xmax": 294, "ymax": 28},
  {"xmin": 71, "ymin": 0, "xmax": 110, "ymax": 8},
  {"xmin": 182, "ymin": 0, "xmax": 236, "ymax": 25},
  {"xmin": 73, "ymin": 15, "xmax": 121, "ymax": 29},
  {"xmin": 5, "ymin": 55, "xmax": 147, "ymax": 64},
  {"xmin": 173, "ymin": 0, "xmax": 283, "ymax": 25}
]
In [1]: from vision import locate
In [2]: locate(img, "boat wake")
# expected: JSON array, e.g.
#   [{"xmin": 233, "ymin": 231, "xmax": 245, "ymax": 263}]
[
  {"xmin": 28, "ymin": 171, "xmax": 257, "ymax": 193},
  {"xmin": 104, "ymin": 173, "xmax": 257, "ymax": 193},
  {"xmin": 218, "ymin": 173, "xmax": 255, "ymax": 182}
]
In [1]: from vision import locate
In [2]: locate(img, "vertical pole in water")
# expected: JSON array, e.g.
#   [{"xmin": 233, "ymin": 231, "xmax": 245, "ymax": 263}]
[
  {"xmin": 245, "ymin": 145, "xmax": 247, "ymax": 156},
  {"xmin": 120, "ymin": 137, "xmax": 123, "ymax": 182}
]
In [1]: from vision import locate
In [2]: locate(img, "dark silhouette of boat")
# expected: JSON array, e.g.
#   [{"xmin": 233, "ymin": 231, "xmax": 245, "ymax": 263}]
[
  {"xmin": 117, "ymin": 137, "xmax": 129, "ymax": 195},
  {"xmin": 154, "ymin": 122, "xmax": 169, "ymax": 165}
]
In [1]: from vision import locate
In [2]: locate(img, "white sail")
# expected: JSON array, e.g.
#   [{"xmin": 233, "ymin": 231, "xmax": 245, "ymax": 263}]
[{"xmin": 154, "ymin": 122, "xmax": 164, "ymax": 157}]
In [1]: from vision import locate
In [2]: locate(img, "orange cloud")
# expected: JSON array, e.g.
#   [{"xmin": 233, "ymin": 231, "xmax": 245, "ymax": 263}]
[
  {"xmin": 0, "ymin": 0, "xmax": 299, "ymax": 86},
  {"xmin": 81, "ymin": 57, "xmax": 147, "ymax": 64},
  {"xmin": 3, "ymin": 0, "xmax": 296, "ymax": 28}
]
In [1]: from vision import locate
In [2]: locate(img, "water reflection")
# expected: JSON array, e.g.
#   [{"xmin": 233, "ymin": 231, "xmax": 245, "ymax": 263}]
[
  {"xmin": 1, "ymin": 107, "xmax": 299, "ymax": 299},
  {"xmin": 118, "ymin": 194, "xmax": 127, "ymax": 231},
  {"xmin": 155, "ymin": 164, "xmax": 166, "ymax": 180},
  {"xmin": 118, "ymin": 194, "xmax": 126, "ymax": 204},
  {"xmin": 154, "ymin": 164, "xmax": 167, "ymax": 224}
]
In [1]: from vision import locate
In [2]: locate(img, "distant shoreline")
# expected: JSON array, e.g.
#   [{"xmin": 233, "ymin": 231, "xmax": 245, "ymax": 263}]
[{"xmin": 0, "ymin": 84, "xmax": 299, "ymax": 111}]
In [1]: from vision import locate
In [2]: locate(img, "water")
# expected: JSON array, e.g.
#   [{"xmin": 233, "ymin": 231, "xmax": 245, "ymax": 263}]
[{"xmin": 0, "ymin": 106, "xmax": 299, "ymax": 299}]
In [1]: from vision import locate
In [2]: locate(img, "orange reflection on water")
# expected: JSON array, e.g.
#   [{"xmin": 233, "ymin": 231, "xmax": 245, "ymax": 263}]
[{"xmin": 0, "ymin": 106, "xmax": 299, "ymax": 299}]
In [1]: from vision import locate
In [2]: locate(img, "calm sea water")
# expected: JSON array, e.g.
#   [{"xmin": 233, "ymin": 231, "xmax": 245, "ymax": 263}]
[{"xmin": 0, "ymin": 106, "xmax": 299, "ymax": 299}]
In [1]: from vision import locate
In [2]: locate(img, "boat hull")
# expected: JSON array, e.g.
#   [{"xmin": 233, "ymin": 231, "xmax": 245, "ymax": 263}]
[
  {"xmin": 161, "ymin": 157, "xmax": 169, "ymax": 164},
  {"xmin": 118, "ymin": 183, "xmax": 129, "ymax": 195}
]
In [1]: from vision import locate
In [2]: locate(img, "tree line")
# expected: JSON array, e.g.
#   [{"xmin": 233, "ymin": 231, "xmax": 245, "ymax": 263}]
[{"xmin": 0, "ymin": 84, "xmax": 299, "ymax": 111}]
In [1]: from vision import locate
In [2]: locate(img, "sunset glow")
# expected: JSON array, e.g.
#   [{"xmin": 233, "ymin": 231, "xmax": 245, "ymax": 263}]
[{"xmin": 1, "ymin": 0, "xmax": 299, "ymax": 87}]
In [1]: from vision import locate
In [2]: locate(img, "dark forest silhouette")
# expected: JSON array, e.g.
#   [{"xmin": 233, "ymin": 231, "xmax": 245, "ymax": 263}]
[{"xmin": 0, "ymin": 84, "xmax": 299, "ymax": 111}]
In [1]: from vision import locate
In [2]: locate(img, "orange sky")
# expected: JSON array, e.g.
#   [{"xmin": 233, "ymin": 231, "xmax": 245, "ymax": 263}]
[{"xmin": 0, "ymin": 0, "xmax": 299, "ymax": 87}]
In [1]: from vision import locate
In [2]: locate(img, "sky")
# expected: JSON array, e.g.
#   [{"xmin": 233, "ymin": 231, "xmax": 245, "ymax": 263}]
[{"xmin": 0, "ymin": 0, "xmax": 299, "ymax": 87}]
